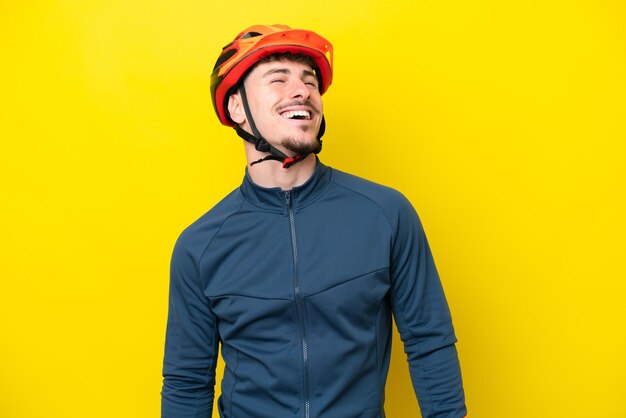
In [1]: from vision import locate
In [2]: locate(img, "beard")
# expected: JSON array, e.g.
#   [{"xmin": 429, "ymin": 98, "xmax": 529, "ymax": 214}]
[{"xmin": 281, "ymin": 135, "xmax": 321, "ymax": 156}]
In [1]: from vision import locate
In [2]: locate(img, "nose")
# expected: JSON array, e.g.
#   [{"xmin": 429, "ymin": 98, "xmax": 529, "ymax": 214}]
[{"xmin": 289, "ymin": 78, "xmax": 310, "ymax": 100}]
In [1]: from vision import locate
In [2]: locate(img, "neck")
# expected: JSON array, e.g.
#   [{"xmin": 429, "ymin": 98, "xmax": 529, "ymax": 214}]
[{"xmin": 244, "ymin": 141, "xmax": 317, "ymax": 190}]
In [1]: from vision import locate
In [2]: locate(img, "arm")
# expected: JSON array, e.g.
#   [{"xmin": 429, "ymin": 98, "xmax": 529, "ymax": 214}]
[
  {"xmin": 389, "ymin": 196, "xmax": 467, "ymax": 418},
  {"xmin": 161, "ymin": 235, "xmax": 220, "ymax": 418}
]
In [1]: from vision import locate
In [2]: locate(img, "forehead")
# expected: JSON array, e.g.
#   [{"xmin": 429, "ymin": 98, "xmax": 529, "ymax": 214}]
[{"xmin": 247, "ymin": 59, "xmax": 316, "ymax": 79}]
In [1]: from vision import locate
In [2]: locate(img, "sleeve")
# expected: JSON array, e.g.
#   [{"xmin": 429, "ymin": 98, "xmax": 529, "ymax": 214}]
[
  {"xmin": 389, "ymin": 195, "xmax": 467, "ymax": 418},
  {"xmin": 161, "ymin": 234, "xmax": 220, "ymax": 418}
]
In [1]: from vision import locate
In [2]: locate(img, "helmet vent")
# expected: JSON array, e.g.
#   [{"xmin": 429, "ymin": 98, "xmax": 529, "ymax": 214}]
[
  {"xmin": 240, "ymin": 31, "xmax": 262, "ymax": 39},
  {"xmin": 213, "ymin": 48, "xmax": 237, "ymax": 70}
]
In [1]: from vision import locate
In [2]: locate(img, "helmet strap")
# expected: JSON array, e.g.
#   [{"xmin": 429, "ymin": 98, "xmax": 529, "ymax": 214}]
[{"xmin": 236, "ymin": 84, "xmax": 324, "ymax": 169}]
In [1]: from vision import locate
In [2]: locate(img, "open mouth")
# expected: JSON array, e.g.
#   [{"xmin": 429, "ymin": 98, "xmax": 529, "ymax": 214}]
[{"xmin": 280, "ymin": 110, "xmax": 311, "ymax": 120}]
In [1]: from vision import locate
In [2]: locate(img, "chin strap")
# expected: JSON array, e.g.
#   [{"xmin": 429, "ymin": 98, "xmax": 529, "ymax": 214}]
[{"xmin": 236, "ymin": 84, "xmax": 325, "ymax": 169}]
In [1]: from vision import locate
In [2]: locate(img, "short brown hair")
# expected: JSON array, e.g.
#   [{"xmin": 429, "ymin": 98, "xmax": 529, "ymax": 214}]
[{"xmin": 255, "ymin": 52, "xmax": 317, "ymax": 70}]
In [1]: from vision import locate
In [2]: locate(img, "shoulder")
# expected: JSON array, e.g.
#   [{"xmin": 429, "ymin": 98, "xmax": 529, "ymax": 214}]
[
  {"xmin": 173, "ymin": 188, "xmax": 244, "ymax": 262},
  {"xmin": 329, "ymin": 167, "xmax": 416, "ymax": 220}
]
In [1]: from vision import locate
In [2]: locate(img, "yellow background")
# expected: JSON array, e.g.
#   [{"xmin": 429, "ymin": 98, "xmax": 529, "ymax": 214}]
[{"xmin": 1, "ymin": 1, "xmax": 625, "ymax": 417}]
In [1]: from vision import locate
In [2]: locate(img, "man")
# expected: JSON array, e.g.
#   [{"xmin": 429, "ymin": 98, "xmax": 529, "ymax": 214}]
[{"xmin": 162, "ymin": 24, "xmax": 467, "ymax": 418}]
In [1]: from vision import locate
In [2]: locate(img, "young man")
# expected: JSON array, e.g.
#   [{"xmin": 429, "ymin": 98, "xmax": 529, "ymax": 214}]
[{"xmin": 162, "ymin": 24, "xmax": 467, "ymax": 418}]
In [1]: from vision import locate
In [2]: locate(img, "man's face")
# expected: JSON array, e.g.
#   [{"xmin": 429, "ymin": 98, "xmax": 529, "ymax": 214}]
[{"xmin": 231, "ymin": 59, "xmax": 323, "ymax": 156}]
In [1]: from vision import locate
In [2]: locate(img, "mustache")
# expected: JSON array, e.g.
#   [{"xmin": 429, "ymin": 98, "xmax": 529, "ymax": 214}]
[{"xmin": 276, "ymin": 100, "xmax": 320, "ymax": 114}]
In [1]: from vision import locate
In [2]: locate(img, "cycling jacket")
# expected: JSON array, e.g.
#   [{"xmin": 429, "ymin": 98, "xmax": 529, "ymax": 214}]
[{"xmin": 162, "ymin": 159, "xmax": 467, "ymax": 418}]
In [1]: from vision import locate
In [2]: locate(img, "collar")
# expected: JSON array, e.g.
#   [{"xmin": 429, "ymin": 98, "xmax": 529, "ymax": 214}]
[{"xmin": 239, "ymin": 158, "xmax": 332, "ymax": 212}]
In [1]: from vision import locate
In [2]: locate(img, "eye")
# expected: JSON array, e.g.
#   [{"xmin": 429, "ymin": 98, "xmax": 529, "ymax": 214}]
[
  {"xmin": 304, "ymin": 78, "xmax": 319, "ymax": 88},
  {"xmin": 271, "ymin": 78, "xmax": 285, "ymax": 84}
]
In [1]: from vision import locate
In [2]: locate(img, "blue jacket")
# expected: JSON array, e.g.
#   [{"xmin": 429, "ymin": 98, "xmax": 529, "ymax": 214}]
[{"xmin": 162, "ymin": 160, "xmax": 466, "ymax": 417}]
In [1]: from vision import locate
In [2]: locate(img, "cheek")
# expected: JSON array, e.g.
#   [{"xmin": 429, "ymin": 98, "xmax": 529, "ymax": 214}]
[{"xmin": 312, "ymin": 93, "xmax": 323, "ymax": 111}]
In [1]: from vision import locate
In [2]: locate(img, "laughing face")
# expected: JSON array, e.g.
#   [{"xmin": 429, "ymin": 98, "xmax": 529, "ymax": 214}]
[{"xmin": 228, "ymin": 59, "xmax": 323, "ymax": 157}]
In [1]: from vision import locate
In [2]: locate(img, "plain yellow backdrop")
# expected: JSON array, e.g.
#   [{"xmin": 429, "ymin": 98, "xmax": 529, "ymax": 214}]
[{"xmin": 1, "ymin": 1, "xmax": 625, "ymax": 417}]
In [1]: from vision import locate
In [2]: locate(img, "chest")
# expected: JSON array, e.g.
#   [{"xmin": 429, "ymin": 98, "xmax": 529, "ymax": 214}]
[{"xmin": 202, "ymin": 205, "xmax": 392, "ymax": 300}]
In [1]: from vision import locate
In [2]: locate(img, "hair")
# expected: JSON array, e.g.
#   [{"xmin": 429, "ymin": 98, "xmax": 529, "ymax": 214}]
[{"xmin": 255, "ymin": 52, "xmax": 317, "ymax": 70}]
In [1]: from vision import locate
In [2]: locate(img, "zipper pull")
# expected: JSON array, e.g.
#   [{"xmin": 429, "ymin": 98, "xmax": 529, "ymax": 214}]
[{"xmin": 284, "ymin": 190, "xmax": 292, "ymax": 208}]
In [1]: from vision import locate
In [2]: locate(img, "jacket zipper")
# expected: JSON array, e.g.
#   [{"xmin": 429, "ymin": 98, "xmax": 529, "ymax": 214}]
[{"xmin": 285, "ymin": 190, "xmax": 310, "ymax": 418}]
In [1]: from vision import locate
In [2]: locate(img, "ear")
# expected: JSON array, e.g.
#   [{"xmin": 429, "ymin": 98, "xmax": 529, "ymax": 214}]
[{"xmin": 227, "ymin": 92, "xmax": 246, "ymax": 124}]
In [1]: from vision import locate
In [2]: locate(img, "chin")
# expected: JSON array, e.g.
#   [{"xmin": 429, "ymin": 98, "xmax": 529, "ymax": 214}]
[{"xmin": 281, "ymin": 135, "xmax": 320, "ymax": 156}]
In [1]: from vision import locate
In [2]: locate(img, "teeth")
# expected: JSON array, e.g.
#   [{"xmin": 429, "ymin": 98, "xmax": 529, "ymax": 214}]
[{"xmin": 281, "ymin": 110, "xmax": 311, "ymax": 120}]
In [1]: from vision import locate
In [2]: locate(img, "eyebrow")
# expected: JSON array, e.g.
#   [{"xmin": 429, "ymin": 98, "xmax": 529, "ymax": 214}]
[{"xmin": 262, "ymin": 68, "xmax": 317, "ymax": 79}]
